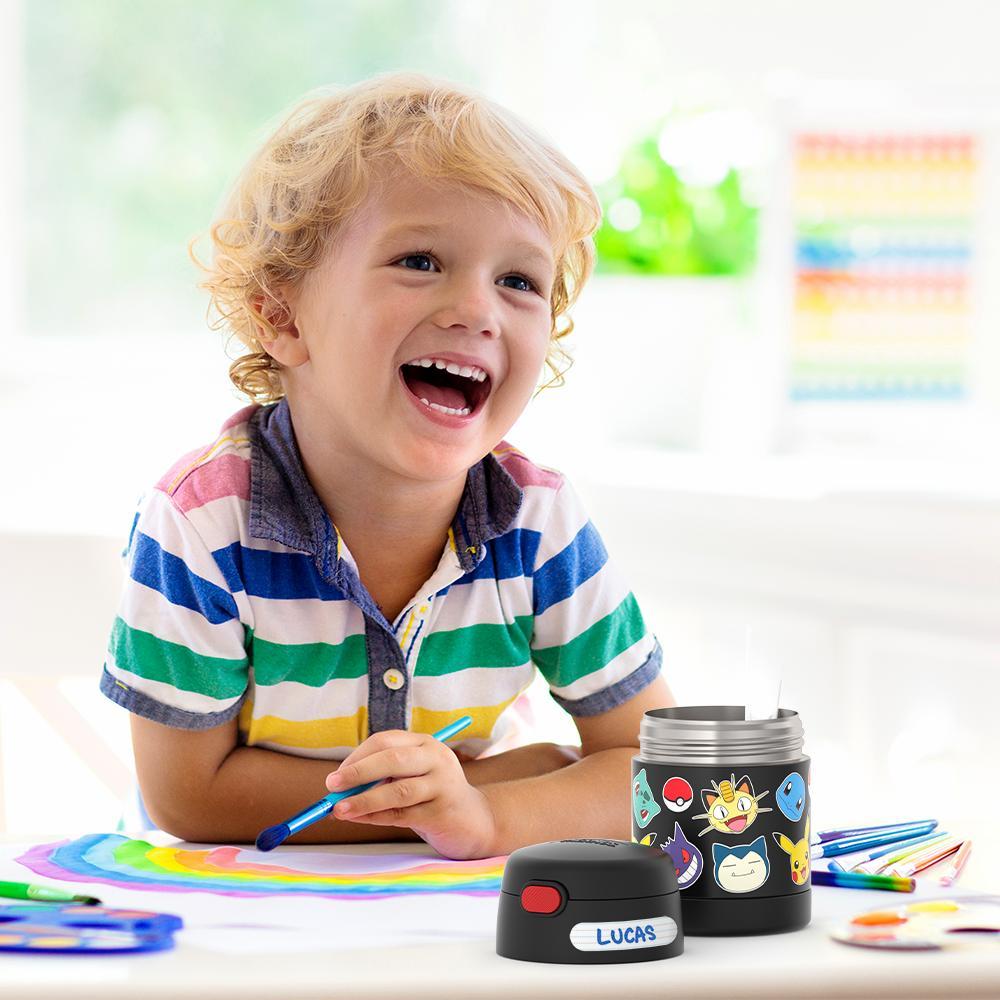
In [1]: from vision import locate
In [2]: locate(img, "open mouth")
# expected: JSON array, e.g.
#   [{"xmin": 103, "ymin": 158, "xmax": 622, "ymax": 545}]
[
  {"xmin": 399, "ymin": 358, "xmax": 492, "ymax": 418},
  {"xmin": 726, "ymin": 816, "xmax": 748, "ymax": 833},
  {"xmin": 678, "ymin": 858, "xmax": 700, "ymax": 885}
]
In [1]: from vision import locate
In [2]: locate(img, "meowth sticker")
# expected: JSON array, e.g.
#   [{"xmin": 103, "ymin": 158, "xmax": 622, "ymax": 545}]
[{"xmin": 693, "ymin": 774, "xmax": 772, "ymax": 837}]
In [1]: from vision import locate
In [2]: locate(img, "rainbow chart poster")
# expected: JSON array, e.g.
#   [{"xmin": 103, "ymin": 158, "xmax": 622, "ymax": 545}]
[
  {"xmin": 17, "ymin": 834, "xmax": 506, "ymax": 900},
  {"xmin": 790, "ymin": 131, "xmax": 979, "ymax": 402}
]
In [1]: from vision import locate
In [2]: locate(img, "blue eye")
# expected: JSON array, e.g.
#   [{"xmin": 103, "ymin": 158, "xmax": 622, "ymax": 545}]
[
  {"xmin": 395, "ymin": 250, "xmax": 539, "ymax": 293},
  {"xmin": 498, "ymin": 273, "xmax": 537, "ymax": 293},
  {"xmin": 398, "ymin": 253, "xmax": 434, "ymax": 272}
]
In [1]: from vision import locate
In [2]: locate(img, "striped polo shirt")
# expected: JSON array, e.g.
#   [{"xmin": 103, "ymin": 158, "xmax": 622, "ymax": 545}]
[{"xmin": 100, "ymin": 399, "xmax": 662, "ymax": 760}]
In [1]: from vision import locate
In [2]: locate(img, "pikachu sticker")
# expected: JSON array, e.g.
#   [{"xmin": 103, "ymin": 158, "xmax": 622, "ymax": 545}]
[{"xmin": 773, "ymin": 819, "xmax": 810, "ymax": 886}]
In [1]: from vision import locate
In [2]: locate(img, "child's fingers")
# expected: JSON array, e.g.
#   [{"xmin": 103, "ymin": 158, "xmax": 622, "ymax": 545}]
[
  {"xmin": 327, "ymin": 731, "xmax": 429, "ymax": 789},
  {"xmin": 343, "ymin": 806, "xmax": 417, "ymax": 827},
  {"xmin": 333, "ymin": 775, "xmax": 434, "ymax": 820},
  {"xmin": 328, "ymin": 744, "xmax": 438, "ymax": 793}
]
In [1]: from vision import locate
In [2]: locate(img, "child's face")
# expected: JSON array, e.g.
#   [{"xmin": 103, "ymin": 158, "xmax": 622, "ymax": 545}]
[{"xmin": 277, "ymin": 166, "xmax": 557, "ymax": 486}]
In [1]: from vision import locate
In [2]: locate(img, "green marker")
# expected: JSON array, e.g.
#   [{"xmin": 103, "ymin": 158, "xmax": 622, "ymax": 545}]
[{"xmin": 0, "ymin": 880, "xmax": 101, "ymax": 906}]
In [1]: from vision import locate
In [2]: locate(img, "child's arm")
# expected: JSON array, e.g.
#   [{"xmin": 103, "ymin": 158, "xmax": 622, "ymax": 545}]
[{"xmin": 129, "ymin": 715, "xmax": 579, "ymax": 844}]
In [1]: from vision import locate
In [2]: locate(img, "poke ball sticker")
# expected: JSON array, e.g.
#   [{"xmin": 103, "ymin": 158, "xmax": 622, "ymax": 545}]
[{"xmin": 662, "ymin": 776, "xmax": 694, "ymax": 813}]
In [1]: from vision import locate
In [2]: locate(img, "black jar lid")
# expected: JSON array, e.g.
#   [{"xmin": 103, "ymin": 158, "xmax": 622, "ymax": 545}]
[{"xmin": 501, "ymin": 839, "xmax": 678, "ymax": 901}]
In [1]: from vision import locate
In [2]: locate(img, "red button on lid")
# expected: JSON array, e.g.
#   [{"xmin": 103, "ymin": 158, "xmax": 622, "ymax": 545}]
[{"xmin": 520, "ymin": 883, "xmax": 563, "ymax": 914}]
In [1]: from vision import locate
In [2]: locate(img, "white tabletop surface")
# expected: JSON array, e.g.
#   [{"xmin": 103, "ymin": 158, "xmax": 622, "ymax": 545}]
[{"xmin": 0, "ymin": 834, "xmax": 998, "ymax": 1000}]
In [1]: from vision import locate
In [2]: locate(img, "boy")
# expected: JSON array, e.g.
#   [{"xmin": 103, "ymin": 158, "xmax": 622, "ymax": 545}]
[{"xmin": 101, "ymin": 72, "xmax": 673, "ymax": 859}]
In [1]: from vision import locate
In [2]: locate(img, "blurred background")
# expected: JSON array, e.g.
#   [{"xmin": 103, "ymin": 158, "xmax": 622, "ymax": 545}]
[{"xmin": 0, "ymin": 0, "xmax": 997, "ymax": 840}]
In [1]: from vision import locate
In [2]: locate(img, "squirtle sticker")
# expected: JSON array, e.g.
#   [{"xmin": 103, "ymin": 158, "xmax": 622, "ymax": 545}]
[
  {"xmin": 776, "ymin": 771, "xmax": 806, "ymax": 822},
  {"xmin": 662, "ymin": 776, "xmax": 694, "ymax": 813},
  {"xmin": 712, "ymin": 836, "xmax": 770, "ymax": 893},
  {"xmin": 662, "ymin": 821, "xmax": 703, "ymax": 888},
  {"xmin": 773, "ymin": 818, "xmax": 810, "ymax": 885},
  {"xmin": 632, "ymin": 769, "xmax": 661, "ymax": 829}
]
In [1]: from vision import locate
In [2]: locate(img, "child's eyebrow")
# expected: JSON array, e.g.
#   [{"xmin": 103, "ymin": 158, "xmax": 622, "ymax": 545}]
[{"xmin": 376, "ymin": 222, "xmax": 554, "ymax": 271}]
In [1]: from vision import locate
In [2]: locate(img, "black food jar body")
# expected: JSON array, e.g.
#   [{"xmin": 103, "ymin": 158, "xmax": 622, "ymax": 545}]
[{"xmin": 632, "ymin": 706, "xmax": 811, "ymax": 936}]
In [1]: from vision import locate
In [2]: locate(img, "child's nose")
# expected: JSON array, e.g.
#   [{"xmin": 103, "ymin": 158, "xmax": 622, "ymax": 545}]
[{"xmin": 432, "ymin": 279, "xmax": 502, "ymax": 336}]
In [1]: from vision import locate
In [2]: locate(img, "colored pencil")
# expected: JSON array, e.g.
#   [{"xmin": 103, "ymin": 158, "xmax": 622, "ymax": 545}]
[
  {"xmin": 851, "ymin": 832, "xmax": 952, "ymax": 874},
  {"xmin": 810, "ymin": 821, "xmax": 937, "ymax": 859},
  {"xmin": 938, "ymin": 840, "xmax": 972, "ymax": 887},
  {"xmin": 812, "ymin": 869, "xmax": 915, "ymax": 893},
  {"xmin": 886, "ymin": 837, "xmax": 962, "ymax": 878},
  {"xmin": 810, "ymin": 819, "xmax": 937, "ymax": 846}
]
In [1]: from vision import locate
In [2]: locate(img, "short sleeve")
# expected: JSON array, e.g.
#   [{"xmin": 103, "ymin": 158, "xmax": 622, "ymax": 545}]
[
  {"xmin": 99, "ymin": 488, "xmax": 250, "ymax": 729},
  {"xmin": 529, "ymin": 478, "xmax": 663, "ymax": 717}
]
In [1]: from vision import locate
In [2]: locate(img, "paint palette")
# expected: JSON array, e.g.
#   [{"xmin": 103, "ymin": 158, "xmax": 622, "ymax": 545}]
[
  {"xmin": 0, "ymin": 904, "xmax": 183, "ymax": 953},
  {"xmin": 832, "ymin": 897, "xmax": 1000, "ymax": 952}
]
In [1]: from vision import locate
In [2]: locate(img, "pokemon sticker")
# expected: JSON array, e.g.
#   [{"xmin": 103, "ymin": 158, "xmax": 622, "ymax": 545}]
[
  {"xmin": 662, "ymin": 776, "xmax": 694, "ymax": 813},
  {"xmin": 773, "ymin": 818, "xmax": 810, "ymax": 885},
  {"xmin": 662, "ymin": 822, "xmax": 703, "ymax": 889},
  {"xmin": 631, "ymin": 833, "xmax": 657, "ymax": 847},
  {"xmin": 712, "ymin": 836, "xmax": 770, "ymax": 893},
  {"xmin": 776, "ymin": 772, "xmax": 806, "ymax": 822},
  {"xmin": 692, "ymin": 774, "xmax": 772, "ymax": 837},
  {"xmin": 632, "ymin": 769, "xmax": 661, "ymax": 829}
]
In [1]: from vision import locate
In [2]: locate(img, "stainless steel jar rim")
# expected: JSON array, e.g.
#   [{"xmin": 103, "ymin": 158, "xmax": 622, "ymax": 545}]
[{"xmin": 638, "ymin": 705, "xmax": 805, "ymax": 765}]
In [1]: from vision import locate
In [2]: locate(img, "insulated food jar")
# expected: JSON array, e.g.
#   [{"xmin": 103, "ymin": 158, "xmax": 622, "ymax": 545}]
[{"xmin": 632, "ymin": 706, "xmax": 811, "ymax": 936}]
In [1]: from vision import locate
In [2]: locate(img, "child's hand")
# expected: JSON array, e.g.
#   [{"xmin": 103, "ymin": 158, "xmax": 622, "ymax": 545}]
[{"xmin": 325, "ymin": 730, "xmax": 498, "ymax": 860}]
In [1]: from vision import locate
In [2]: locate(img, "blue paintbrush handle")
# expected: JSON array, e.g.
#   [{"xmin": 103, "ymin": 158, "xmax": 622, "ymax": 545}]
[{"xmin": 285, "ymin": 780, "xmax": 381, "ymax": 835}]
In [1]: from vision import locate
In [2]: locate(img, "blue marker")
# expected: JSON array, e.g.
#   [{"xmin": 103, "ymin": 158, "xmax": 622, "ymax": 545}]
[
  {"xmin": 810, "ymin": 821, "xmax": 938, "ymax": 859},
  {"xmin": 255, "ymin": 715, "xmax": 473, "ymax": 851}
]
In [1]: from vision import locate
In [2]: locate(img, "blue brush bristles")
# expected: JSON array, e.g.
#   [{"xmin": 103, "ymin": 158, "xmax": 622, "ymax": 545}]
[{"xmin": 255, "ymin": 823, "xmax": 291, "ymax": 853}]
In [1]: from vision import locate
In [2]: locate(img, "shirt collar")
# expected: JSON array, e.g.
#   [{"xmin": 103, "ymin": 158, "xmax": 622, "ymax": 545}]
[{"xmin": 247, "ymin": 399, "xmax": 523, "ymax": 586}]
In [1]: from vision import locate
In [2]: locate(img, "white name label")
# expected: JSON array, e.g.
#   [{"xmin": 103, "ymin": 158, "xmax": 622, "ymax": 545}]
[{"xmin": 569, "ymin": 916, "xmax": 677, "ymax": 951}]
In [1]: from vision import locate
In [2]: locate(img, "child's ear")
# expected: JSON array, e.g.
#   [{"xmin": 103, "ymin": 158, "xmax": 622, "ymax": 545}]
[{"xmin": 251, "ymin": 289, "xmax": 310, "ymax": 368}]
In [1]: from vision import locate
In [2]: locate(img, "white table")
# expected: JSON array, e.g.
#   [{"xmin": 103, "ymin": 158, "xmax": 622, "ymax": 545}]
[{"xmin": 1, "ymin": 835, "xmax": 997, "ymax": 999}]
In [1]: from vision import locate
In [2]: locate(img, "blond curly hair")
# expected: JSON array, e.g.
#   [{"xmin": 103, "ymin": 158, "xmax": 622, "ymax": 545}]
[{"xmin": 190, "ymin": 71, "xmax": 602, "ymax": 404}]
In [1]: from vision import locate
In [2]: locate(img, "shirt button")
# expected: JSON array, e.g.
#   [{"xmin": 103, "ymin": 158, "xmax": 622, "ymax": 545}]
[{"xmin": 383, "ymin": 668, "xmax": 405, "ymax": 691}]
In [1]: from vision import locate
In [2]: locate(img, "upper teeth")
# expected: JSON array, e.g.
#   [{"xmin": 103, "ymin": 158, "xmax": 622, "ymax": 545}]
[{"xmin": 405, "ymin": 358, "xmax": 488, "ymax": 382}]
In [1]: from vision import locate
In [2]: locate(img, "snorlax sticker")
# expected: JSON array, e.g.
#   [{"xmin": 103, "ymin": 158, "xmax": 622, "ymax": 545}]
[
  {"xmin": 662, "ymin": 776, "xmax": 694, "ymax": 813},
  {"xmin": 773, "ymin": 818, "xmax": 810, "ymax": 885},
  {"xmin": 693, "ymin": 774, "xmax": 772, "ymax": 837},
  {"xmin": 662, "ymin": 822, "xmax": 703, "ymax": 888},
  {"xmin": 632, "ymin": 769, "xmax": 661, "ymax": 829},
  {"xmin": 776, "ymin": 771, "xmax": 806, "ymax": 822},
  {"xmin": 712, "ymin": 836, "xmax": 770, "ymax": 893}
]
